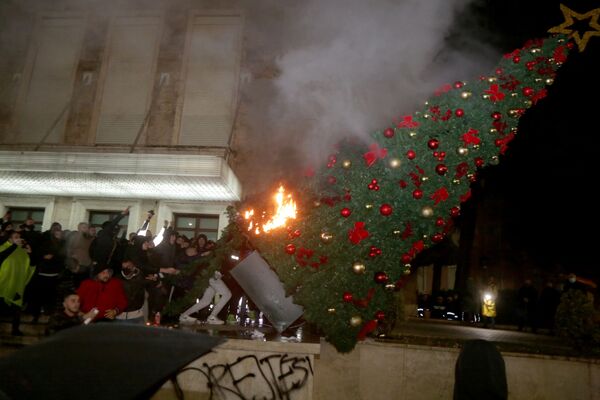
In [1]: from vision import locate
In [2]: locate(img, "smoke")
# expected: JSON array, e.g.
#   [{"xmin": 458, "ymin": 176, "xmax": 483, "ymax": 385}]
[{"xmin": 238, "ymin": 0, "xmax": 498, "ymax": 195}]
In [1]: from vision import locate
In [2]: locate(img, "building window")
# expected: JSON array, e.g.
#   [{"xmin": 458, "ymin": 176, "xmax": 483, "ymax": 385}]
[
  {"xmin": 7, "ymin": 207, "xmax": 45, "ymax": 231},
  {"xmin": 174, "ymin": 214, "xmax": 219, "ymax": 241},
  {"xmin": 89, "ymin": 210, "xmax": 129, "ymax": 238}
]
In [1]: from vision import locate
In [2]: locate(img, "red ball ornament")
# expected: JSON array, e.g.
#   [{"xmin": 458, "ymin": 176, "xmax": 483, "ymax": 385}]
[
  {"xmin": 374, "ymin": 271, "xmax": 389, "ymax": 284},
  {"xmin": 512, "ymin": 55, "xmax": 521, "ymax": 63},
  {"xmin": 453, "ymin": 81, "xmax": 464, "ymax": 89},
  {"xmin": 435, "ymin": 217, "xmax": 445, "ymax": 227},
  {"xmin": 455, "ymin": 108, "xmax": 464, "ymax": 117},
  {"xmin": 491, "ymin": 111, "xmax": 502, "ymax": 120},
  {"xmin": 526, "ymin": 61, "xmax": 536, "ymax": 71},
  {"xmin": 431, "ymin": 233, "xmax": 444, "ymax": 243},
  {"xmin": 427, "ymin": 138, "xmax": 439, "ymax": 150},
  {"xmin": 375, "ymin": 310, "xmax": 386, "ymax": 321},
  {"xmin": 341, "ymin": 207, "xmax": 352, "ymax": 218},
  {"xmin": 401, "ymin": 254, "xmax": 412, "ymax": 264},
  {"xmin": 495, "ymin": 68, "xmax": 504, "ymax": 75},
  {"xmin": 474, "ymin": 157, "xmax": 484, "ymax": 168},
  {"xmin": 379, "ymin": 204, "xmax": 393, "ymax": 216},
  {"xmin": 412, "ymin": 189, "xmax": 424, "ymax": 199},
  {"xmin": 383, "ymin": 128, "xmax": 395, "ymax": 138},
  {"xmin": 327, "ymin": 176, "xmax": 337, "ymax": 185},
  {"xmin": 522, "ymin": 87, "xmax": 534, "ymax": 97},
  {"xmin": 284, "ymin": 244, "xmax": 296, "ymax": 255},
  {"xmin": 450, "ymin": 207, "xmax": 460, "ymax": 217},
  {"xmin": 293, "ymin": 229, "xmax": 302, "ymax": 238},
  {"xmin": 406, "ymin": 150, "xmax": 416, "ymax": 160},
  {"xmin": 435, "ymin": 164, "xmax": 448, "ymax": 175},
  {"xmin": 343, "ymin": 292, "xmax": 353, "ymax": 303}
]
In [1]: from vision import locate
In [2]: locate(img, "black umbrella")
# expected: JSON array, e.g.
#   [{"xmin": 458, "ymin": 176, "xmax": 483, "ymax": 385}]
[{"xmin": 0, "ymin": 323, "xmax": 224, "ymax": 400}]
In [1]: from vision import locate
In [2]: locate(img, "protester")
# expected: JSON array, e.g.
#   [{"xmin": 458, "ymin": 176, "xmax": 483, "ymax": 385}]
[
  {"xmin": 77, "ymin": 264, "xmax": 127, "ymax": 322},
  {"xmin": 46, "ymin": 292, "xmax": 98, "ymax": 335}
]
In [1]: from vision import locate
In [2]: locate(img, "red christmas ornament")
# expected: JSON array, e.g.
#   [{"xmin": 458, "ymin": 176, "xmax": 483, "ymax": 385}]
[
  {"xmin": 435, "ymin": 217, "xmax": 445, "ymax": 227},
  {"xmin": 412, "ymin": 189, "xmax": 424, "ymax": 199},
  {"xmin": 401, "ymin": 254, "xmax": 412, "ymax": 264},
  {"xmin": 374, "ymin": 271, "xmax": 389, "ymax": 284},
  {"xmin": 491, "ymin": 111, "xmax": 502, "ymax": 120},
  {"xmin": 435, "ymin": 164, "xmax": 448, "ymax": 175},
  {"xmin": 522, "ymin": 87, "xmax": 534, "ymax": 97},
  {"xmin": 450, "ymin": 207, "xmax": 460, "ymax": 217},
  {"xmin": 453, "ymin": 81, "xmax": 464, "ymax": 89},
  {"xmin": 341, "ymin": 207, "xmax": 352, "ymax": 218},
  {"xmin": 495, "ymin": 68, "xmax": 504, "ymax": 75},
  {"xmin": 293, "ymin": 229, "xmax": 302, "ymax": 238},
  {"xmin": 474, "ymin": 157, "xmax": 484, "ymax": 168},
  {"xmin": 455, "ymin": 108, "xmax": 464, "ymax": 117},
  {"xmin": 383, "ymin": 128, "xmax": 395, "ymax": 138},
  {"xmin": 375, "ymin": 310, "xmax": 386, "ymax": 321},
  {"xmin": 343, "ymin": 292, "xmax": 354, "ymax": 303},
  {"xmin": 406, "ymin": 150, "xmax": 416, "ymax": 160},
  {"xmin": 431, "ymin": 233, "xmax": 445, "ymax": 243},
  {"xmin": 526, "ymin": 61, "xmax": 536, "ymax": 71},
  {"xmin": 285, "ymin": 244, "xmax": 296, "ymax": 255},
  {"xmin": 379, "ymin": 204, "xmax": 393, "ymax": 216},
  {"xmin": 327, "ymin": 176, "xmax": 337, "ymax": 185},
  {"xmin": 512, "ymin": 55, "xmax": 521, "ymax": 63},
  {"xmin": 427, "ymin": 138, "xmax": 439, "ymax": 150}
]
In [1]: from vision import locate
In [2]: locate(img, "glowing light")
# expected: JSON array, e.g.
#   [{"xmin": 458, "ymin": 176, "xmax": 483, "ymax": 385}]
[
  {"xmin": 483, "ymin": 292, "xmax": 492, "ymax": 301},
  {"xmin": 244, "ymin": 185, "xmax": 297, "ymax": 234}
]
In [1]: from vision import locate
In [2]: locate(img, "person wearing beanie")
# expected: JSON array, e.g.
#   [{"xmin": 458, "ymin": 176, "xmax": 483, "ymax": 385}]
[{"xmin": 77, "ymin": 264, "xmax": 127, "ymax": 323}]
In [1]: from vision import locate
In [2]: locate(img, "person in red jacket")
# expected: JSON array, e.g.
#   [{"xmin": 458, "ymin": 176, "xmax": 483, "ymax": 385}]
[{"xmin": 77, "ymin": 264, "xmax": 127, "ymax": 322}]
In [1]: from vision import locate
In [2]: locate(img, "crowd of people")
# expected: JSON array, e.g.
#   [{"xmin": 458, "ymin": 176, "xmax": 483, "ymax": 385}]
[
  {"xmin": 0, "ymin": 209, "xmax": 228, "ymax": 336},
  {"xmin": 418, "ymin": 273, "xmax": 596, "ymax": 333}
]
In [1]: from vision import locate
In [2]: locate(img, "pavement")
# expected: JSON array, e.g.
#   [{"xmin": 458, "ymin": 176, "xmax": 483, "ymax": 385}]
[{"xmin": 0, "ymin": 314, "xmax": 572, "ymax": 357}]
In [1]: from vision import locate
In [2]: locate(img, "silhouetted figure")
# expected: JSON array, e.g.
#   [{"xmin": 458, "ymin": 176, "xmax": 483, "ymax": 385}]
[
  {"xmin": 516, "ymin": 279, "xmax": 537, "ymax": 332},
  {"xmin": 454, "ymin": 339, "xmax": 508, "ymax": 400}
]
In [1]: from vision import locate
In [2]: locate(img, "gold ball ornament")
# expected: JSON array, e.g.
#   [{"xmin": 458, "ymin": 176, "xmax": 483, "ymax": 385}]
[
  {"xmin": 327, "ymin": 308, "xmax": 336, "ymax": 314},
  {"xmin": 392, "ymin": 229, "xmax": 402, "ymax": 236},
  {"xmin": 524, "ymin": 100, "xmax": 533, "ymax": 108},
  {"xmin": 529, "ymin": 47, "xmax": 541, "ymax": 54},
  {"xmin": 466, "ymin": 173, "xmax": 475, "ymax": 180},
  {"xmin": 365, "ymin": 203, "xmax": 374, "ymax": 210},
  {"xmin": 545, "ymin": 78, "xmax": 554, "ymax": 85},
  {"xmin": 472, "ymin": 144, "xmax": 480, "ymax": 150},
  {"xmin": 535, "ymin": 78, "xmax": 543, "ymax": 83},
  {"xmin": 352, "ymin": 262, "xmax": 366, "ymax": 275},
  {"xmin": 342, "ymin": 160, "xmax": 352, "ymax": 169},
  {"xmin": 404, "ymin": 264, "xmax": 412, "ymax": 274},
  {"xmin": 508, "ymin": 109, "xmax": 519, "ymax": 117},
  {"xmin": 460, "ymin": 91, "xmax": 472, "ymax": 99},
  {"xmin": 350, "ymin": 315, "xmax": 363, "ymax": 327},
  {"xmin": 385, "ymin": 283, "xmax": 396, "ymax": 291},
  {"xmin": 489, "ymin": 128, "xmax": 498, "ymax": 134},
  {"xmin": 409, "ymin": 131, "xmax": 418, "ymax": 138},
  {"xmin": 452, "ymin": 178, "xmax": 461, "ymax": 185},
  {"xmin": 388, "ymin": 158, "xmax": 402, "ymax": 169},
  {"xmin": 457, "ymin": 147, "xmax": 469, "ymax": 156},
  {"xmin": 490, "ymin": 156, "xmax": 500, "ymax": 165},
  {"xmin": 510, "ymin": 127, "xmax": 518, "ymax": 133},
  {"xmin": 487, "ymin": 76, "xmax": 497, "ymax": 83},
  {"xmin": 421, "ymin": 176, "xmax": 429, "ymax": 183},
  {"xmin": 510, "ymin": 92, "xmax": 519, "ymax": 98},
  {"xmin": 320, "ymin": 231, "xmax": 334, "ymax": 244},
  {"xmin": 421, "ymin": 206, "xmax": 434, "ymax": 218},
  {"xmin": 423, "ymin": 113, "xmax": 431, "ymax": 119}
]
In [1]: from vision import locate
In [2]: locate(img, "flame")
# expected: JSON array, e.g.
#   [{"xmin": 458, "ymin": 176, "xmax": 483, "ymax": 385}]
[{"xmin": 244, "ymin": 185, "xmax": 297, "ymax": 234}]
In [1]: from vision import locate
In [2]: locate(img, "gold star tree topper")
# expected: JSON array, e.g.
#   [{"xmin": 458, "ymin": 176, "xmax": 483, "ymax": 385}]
[{"xmin": 548, "ymin": 4, "xmax": 600, "ymax": 52}]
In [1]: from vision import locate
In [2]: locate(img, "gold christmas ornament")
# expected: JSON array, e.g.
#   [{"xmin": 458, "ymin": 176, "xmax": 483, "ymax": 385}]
[
  {"xmin": 510, "ymin": 127, "xmax": 518, "ymax": 133},
  {"xmin": 313, "ymin": 200, "xmax": 321, "ymax": 208},
  {"xmin": 545, "ymin": 78, "xmax": 554, "ymax": 85},
  {"xmin": 510, "ymin": 92, "xmax": 519, "ymax": 97},
  {"xmin": 392, "ymin": 229, "xmax": 402, "ymax": 236},
  {"xmin": 350, "ymin": 315, "xmax": 363, "ymax": 327},
  {"xmin": 489, "ymin": 128, "xmax": 498, "ymax": 134},
  {"xmin": 535, "ymin": 78, "xmax": 543, "ymax": 83},
  {"xmin": 490, "ymin": 156, "xmax": 500, "ymax": 165},
  {"xmin": 466, "ymin": 173, "xmax": 475, "ymax": 180},
  {"xmin": 365, "ymin": 203, "xmax": 374, "ymax": 210},
  {"xmin": 421, "ymin": 206, "xmax": 434, "ymax": 218},
  {"xmin": 481, "ymin": 94, "xmax": 490, "ymax": 100},
  {"xmin": 409, "ymin": 131, "xmax": 417, "ymax": 138},
  {"xmin": 460, "ymin": 91, "xmax": 472, "ymax": 99},
  {"xmin": 352, "ymin": 262, "xmax": 366, "ymax": 275},
  {"xmin": 508, "ymin": 109, "xmax": 519, "ymax": 117},
  {"xmin": 385, "ymin": 283, "xmax": 396, "ymax": 291},
  {"xmin": 457, "ymin": 147, "xmax": 469, "ymax": 156},
  {"xmin": 472, "ymin": 144, "xmax": 480, "ymax": 150},
  {"xmin": 342, "ymin": 160, "xmax": 352, "ymax": 169},
  {"xmin": 487, "ymin": 76, "xmax": 497, "ymax": 83},
  {"xmin": 529, "ymin": 47, "xmax": 541, "ymax": 54},
  {"xmin": 320, "ymin": 231, "xmax": 334, "ymax": 244},
  {"xmin": 422, "ymin": 234, "xmax": 429, "ymax": 240},
  {"xmin": 388, "ymin": 158, "xmax": 402, "ymax": 169},
  {"xmin": 452, "ymin": 178, "xmax": 461, "ymax": 185},
  {"xmin": 423, "ymin": 113, "xmax": 431, "ymax": 119},
  {"xmin": 327, "ymin": 308, "xmax": 336, "ymax": 314},
  {"xmin": 424, "ymin": 101, "xmax": 429, "ymax": 106},
  {"xmin": 524, "ymin": 100, "xmax": 533, "ymax": 108},
  {"xmin": 421, "ymin": 176, "xmax": 429, "ymax": 183},
  {"xmin": 403, "ymin": 266, "xmax": 412, "ymax": 275}
]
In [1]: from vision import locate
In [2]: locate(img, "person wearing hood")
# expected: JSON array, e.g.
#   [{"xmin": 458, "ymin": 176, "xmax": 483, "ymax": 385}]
[{"xmin": 77, "ymin": 264, "xmax": 127, "ymax": 322}]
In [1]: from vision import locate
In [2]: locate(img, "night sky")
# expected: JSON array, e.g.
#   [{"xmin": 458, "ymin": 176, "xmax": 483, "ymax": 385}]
[{"xmin": 460, "ymin": 0, "xmax": 599, "ymax": 276}]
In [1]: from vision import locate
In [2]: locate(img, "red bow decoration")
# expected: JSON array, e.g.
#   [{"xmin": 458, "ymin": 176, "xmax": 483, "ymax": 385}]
[
  {"xmin": 431, "ymin": 187, "xmax": 449, "ymax": 205},
  {"xmin": 348, "ymin": 222, "xmax": 369, "ymax": 244},
  {"xmin": 531, "ymin": 88, "xmax": 548, "ymax": 105},
  {"xmin": 455, "ymin": 162, "xmax": 469, "ymax": 179},
  {"xmin": 484, "ymin": 84, "xmax": 505, "ymax": 102},
  {"xmin": 357, "ymin": 319, "xmax": 378, "ymax": 341},
  {"xmin": 495, "ymin": 132, "xmax": 516, "ymax": 155},
  {"xmin": 395, "ymin": 115, "xmax": 420, "ymax": 129},
  {"xmin": 500, "ymin": 75, "xmax": 520, "ymax": 91},
  {"xmin": 553, "ymin": 45, "xmax": 568, "ymax": 63},
  {"xmin": 401, "ymin": 222, "xmax": 413, "ymax": 240},
  {"xmin": 363, "ymin": 144, "xmax": 388, "ymax": 167},
  {"xmin": 460, "ymin": 189, "xmax": 472, "ymax": 203},
  {"xmin": 461, "ymin": 128, "xmax": 480, "ymax": 146}
]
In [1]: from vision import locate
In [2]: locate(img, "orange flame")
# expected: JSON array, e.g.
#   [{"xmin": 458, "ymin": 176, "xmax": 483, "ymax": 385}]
[{"xmin": 244, "ymin": 185, "xmax": 297, "ymax": 235}]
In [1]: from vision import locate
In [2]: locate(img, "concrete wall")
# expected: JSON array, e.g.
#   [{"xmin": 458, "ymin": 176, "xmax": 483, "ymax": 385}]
[{"xmin": 155, "ymin": 337, "xmax": 599, "ymax": 400}]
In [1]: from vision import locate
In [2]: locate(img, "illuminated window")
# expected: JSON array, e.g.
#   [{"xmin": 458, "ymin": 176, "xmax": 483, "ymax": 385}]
[{"xmin": 174, "ymin": 214, "xmax": 219, "ymax": 241}]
